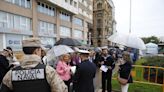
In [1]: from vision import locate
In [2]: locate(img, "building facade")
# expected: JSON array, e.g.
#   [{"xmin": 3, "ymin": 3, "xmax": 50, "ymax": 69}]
[
  {"xmin": 92, "ymin": 0, "xmax": 115, "ymax": 47},
  {"xmin": 0, "ymin": 0, "xmax": 93, "ymax": 51}
]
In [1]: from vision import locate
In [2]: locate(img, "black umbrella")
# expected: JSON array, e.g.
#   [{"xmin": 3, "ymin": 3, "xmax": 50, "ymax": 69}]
[{"xmin": 55, "ymin": 38, "xmax": 82, "ymax": 46}]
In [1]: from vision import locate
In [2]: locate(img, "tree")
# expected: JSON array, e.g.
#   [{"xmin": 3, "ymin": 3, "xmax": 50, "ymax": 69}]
[{"xmin": 142, "ymin": 36, "xmax": 159, "ymax": 44}]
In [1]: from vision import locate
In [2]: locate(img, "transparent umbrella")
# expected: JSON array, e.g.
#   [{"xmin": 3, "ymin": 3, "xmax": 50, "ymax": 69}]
[
  {"xmin": 51, "ymin": 45, "xmax": 74, "ymax": 57},
  {"xmin": 108, "ymin": 33, "xmax": 146, "ymax": 50}
]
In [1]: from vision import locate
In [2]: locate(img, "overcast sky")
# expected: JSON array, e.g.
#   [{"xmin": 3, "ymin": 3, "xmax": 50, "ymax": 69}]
[{"xmin": 113, "ymin": 0, "xmax": 164, "ymax": 37}]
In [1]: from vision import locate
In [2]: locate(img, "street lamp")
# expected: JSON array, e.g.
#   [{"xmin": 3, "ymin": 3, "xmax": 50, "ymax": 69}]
[{"xmin": 88, "ymin": 32, "xmax": 91, "ymax": 47}]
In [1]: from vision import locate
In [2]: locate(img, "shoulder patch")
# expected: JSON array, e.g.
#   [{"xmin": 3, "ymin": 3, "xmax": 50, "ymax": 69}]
[{"xmin": 12, "ymin": 69, "xmax": 44, "ymax": 81}]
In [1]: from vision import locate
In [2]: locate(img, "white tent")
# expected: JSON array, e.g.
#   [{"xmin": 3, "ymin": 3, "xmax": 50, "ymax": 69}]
[{"xmin": 146, "ymin": 42, "xmax": 158, "ymax": 55}]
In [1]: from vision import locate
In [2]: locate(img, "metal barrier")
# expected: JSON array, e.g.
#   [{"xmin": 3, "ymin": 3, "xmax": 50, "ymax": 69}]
[{"xmin": 113, "ymin": 65, "xmax": 164, "ymax": 92}]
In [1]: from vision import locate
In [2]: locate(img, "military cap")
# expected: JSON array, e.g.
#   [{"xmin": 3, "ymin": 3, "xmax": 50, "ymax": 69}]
[
  {"xmin": 78, "ymin": 49, "xmax": 90, "ymax": 54},
  {"xmin": 22, "ymin": 38, "xmax": 42, "ymax": 47}
]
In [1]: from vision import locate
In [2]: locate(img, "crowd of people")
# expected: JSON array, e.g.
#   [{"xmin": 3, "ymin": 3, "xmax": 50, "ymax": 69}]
[{"xmin": 0, "ymin": 38, "xmax": 136, "ymax": 92}]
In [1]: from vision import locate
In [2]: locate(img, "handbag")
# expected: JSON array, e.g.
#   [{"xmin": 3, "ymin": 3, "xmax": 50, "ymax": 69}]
[{"xmin": 118, "ymin": 73, "xmax": 130, "ymax": 85}]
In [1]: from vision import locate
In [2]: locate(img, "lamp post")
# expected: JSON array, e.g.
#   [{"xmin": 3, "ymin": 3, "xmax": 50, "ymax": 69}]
[{"xmin": 88, "ymin": 32, "xmax": 91, "ymax": 47}]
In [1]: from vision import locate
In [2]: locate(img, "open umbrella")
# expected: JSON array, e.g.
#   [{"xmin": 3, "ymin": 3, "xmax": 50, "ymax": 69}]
[
  {"xmin": 108, "ymin": 33, "xmax": 146, "ymax": 50},
  {"xmin": 55, "ymin": 38, "xmax": 82, "ymax": 46},
  {"xmin": 52, "ymin": 45, "xmax": 74, "ymax": 57}
]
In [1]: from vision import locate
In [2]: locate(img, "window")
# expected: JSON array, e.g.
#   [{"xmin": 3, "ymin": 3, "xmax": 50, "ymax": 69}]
[
  {"xmin": 60, "ymin": 26, "xmax": 71, "ymax": 37},
  {"xmin": 97, "ymin": 3, "xmax": 102, "ymax": 9},
  {"xmin": 26, "ymin": 18, "xmax": 31, "ymax": 31},
  {"xmin": 39, "ymin": 21, "xmax": 46, "ymax": 33},
  {"xmin": 43, "ymin": 4, "xmax": 47, "ymax": 14},
  {"xmin": 14, "ymin": 15, "xmax": 20, "ymax": 30},
  {"xmin": 14, "ymin": 0, "xmax": 19, "ymax": 5},
  {"xmin": 48, "ymin": 7, "xmax": 51, "ymax": 16},
  {"xmin": 60, "ymin": 11, "xmax": 71, "ymax": 22},
  {"xmin": 73, "ymin": 17, "xmax": 83, "ymax": 26},
  {"xmin": 20, "ymin": 16, "xmax": 27, "ymax": 30},
  {"xmin": 40, "ymin": 37, "xmax": 55, "ymax": 46},
  {"xmin": 6, "ymin": 0, "xmax": 12, "ymax": 2},
  {"xmin": 70, "ymin": 0, "xmax": 73, "ymax": 5},
  {"xmin": 51, "ymin": 8, "xmax": 55, "ymax": 16},
  {"xmin": 41, "ymin": 3, "xmax": 45, "ymax": 13},
  {"xmin": 74, "ymin": 1, "xmax": 77, "ymax": 7},
  {"xmin": 45, "ymin": 5, "xmax": 49, "ymax": 14},
  {"xmin": 0, "ymin": 11, "xmax": 7, "ymax": 28},
  {"xmin": 74, "ymin": 30, "xmax": 83, "ymax": 38},
  {"xmin": 97, "ymin": 19, "xmax": 102, "ymax": 28},
  {"xmin": 48, "ymin": 23, "xmax": 55, "ymax": 34},
  {"xmin": 97, "ymin": 28, "xmax": 101, "ymax": 37},
  {"xmin": 97, "ymin": 13, "xmax": 103, "ymax": 17},
  {"xmin": 37, "ymin": 2, "xmax": 41, "ymax": 12},
  {"xmin": 0, "ymin": 11, "xmax": 32, "ymax": 31},
  {"xmin": 27, "ymin": 0, "xmax": 31, "ymax": 8},
  {"xmin": 7, "ymin": 14, "xmax": 14, "ymax": 28},
  {"xmin": 20, "ymin": 0, "xmax": 26, "ymax": 7},
  {"xmin": 6, "ymin": 0, "xmax": 31, "ymax": 8},
  {"xmin": 38, "ymin": 21, "xmax": 55, "ymax": 35},
  {"xmin": 97, "ymin": 19, "xmax": 102, "ymax": 23},
  {"xmin": 37, "ymin": 2, "xmax": 55, "ymax": 16}
]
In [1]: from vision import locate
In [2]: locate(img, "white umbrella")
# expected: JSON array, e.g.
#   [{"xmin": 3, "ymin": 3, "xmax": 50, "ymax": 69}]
[
  {"xmin": 45, "ymin": 45, "xmax": 74, "ymax": 66},
  {"xmin": 52, "ymin": 45, "xmax": 74, "ymax": 57},
  {"xmin": 108, "ymin": 33, "xmax": 146, "ymax": 50}
]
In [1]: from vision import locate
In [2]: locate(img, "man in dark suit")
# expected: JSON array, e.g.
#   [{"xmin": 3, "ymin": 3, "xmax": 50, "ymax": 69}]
[
  {"xmin": 73, "ymin": 49, "xmax": 96, "ymax": 92},
  {"xmin": 98, "ymin": 47, "xmax": 115, "ymax": 92}
]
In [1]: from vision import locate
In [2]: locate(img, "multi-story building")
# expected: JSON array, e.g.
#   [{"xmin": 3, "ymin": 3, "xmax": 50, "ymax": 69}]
[
  {"xmin": 92, "ymin": 0, "xmax": 115, "ymax": 47},
  {"xmin": 0, "ymin": 0, "xmax": 93, "ymax": 51}
]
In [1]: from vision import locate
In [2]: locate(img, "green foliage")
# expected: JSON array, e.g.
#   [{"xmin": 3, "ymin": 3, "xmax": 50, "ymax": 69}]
[
  {"xmin": 142, "ymin": 36, "xmax": 160, "ymax": 44},
  {"xmin": 135, "ymin": 58, "xmax": 147, "ymax": 65},
  {"xmin": 135, "ymin": 56, "xmax": 164, "ymax": 84},
  {"xmin": 142, "ymin": 56, "xmax": 164, "ymax": 67}
]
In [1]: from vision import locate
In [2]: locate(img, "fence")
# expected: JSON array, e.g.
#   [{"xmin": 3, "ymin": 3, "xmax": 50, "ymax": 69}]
[{"xmin": 113, "ymin": 65, "xmax": 164, "ymax": 92}]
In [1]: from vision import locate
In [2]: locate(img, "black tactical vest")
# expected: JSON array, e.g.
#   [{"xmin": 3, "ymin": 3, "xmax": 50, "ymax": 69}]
[{"xmin": 12, "ymin": 63, "xmax": 51, "ymax": 92}]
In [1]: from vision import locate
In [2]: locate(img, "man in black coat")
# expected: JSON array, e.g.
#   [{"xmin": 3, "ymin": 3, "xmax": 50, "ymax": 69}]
[
  {"xmin": 0, "ymin": 48, "xmax": 12, "ymax": 83},
  {"xmin": 98, "ymin": 47, "xmax": 115, "ymax": 92},
  {"xmin": 73, "ymin": 49, "xmax": 96, "ymax": 92}
]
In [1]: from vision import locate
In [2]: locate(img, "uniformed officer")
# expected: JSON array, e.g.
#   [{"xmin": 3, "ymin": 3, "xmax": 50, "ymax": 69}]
[
  {"xmin": 98, "ymin": 47, "xmax": 115, "ymax": 92},
  {"xmin": 73, "ymin": 49, "xmax": 96, "ymax": 92},
  {"xmin": 0, "ymin": 38, "xmax": 68, "ymax": 92}
]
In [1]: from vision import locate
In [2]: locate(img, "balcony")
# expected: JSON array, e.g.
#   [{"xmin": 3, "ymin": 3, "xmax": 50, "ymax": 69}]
[{"xmin": 47, "ymin": 0, "xmax": 78, "ymax": 14}]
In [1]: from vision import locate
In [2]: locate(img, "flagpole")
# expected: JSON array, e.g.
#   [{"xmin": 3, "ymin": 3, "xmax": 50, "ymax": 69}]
[{"xmin": 129, "ymin": 0, "xmax": 132, "ymax": 33}]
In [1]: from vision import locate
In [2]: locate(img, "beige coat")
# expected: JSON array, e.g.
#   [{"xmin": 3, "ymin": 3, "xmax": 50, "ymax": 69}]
[{"xmin": 2, "ymin": 55, "xmax": 68, "ymax": 92}]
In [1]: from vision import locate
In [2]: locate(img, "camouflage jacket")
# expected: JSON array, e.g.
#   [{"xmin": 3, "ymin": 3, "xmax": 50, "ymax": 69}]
[{"xmin": 2, "ymin": 55, "xmax": 68, "ymax": 92}]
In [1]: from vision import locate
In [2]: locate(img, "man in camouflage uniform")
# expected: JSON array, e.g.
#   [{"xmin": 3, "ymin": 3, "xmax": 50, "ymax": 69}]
[{"xmin": 0, "ymin": 38, "xmax": 68, "ymax": 92}]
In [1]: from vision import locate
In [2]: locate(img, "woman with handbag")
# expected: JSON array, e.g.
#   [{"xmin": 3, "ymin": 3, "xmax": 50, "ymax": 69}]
[{"xmin": 117, "ymin": 51, "xmax": 133, "ymax": 92}]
